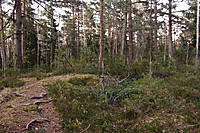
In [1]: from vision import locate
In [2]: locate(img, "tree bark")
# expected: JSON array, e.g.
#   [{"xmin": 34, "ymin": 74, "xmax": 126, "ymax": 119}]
[
  {"xmin": 14, "ymin": 0, "xmax": 23, "ymax": 71},
  {"xmin": 128, "ymin": 0, "xmax": 133, "ymax": 65},
  {"xmin": 168, "ymin": 0, "xmax": 173, "ymax": 63},
  {"xmin": 22, "ymin": 0, "xmax": 25, "ymax": 67},
  {"xmin": 77, "ymin": 7, "xmax": 80, "ymax": 58},
  {"xmin": 0, "ymin": 2, "xmax": 6, "ymax": 71},
  {"xmin": 99, "ymin": 0, "xmax": 104, "ymax": 91},
  {"xmin": 194, "ymin": 0, "xmax": 199, "ymax": 73},
  {"xmin": 154, "ymin": 0, "xmax": 158, "ymax": 61},
  {"xmin": 121, "ymin": 0, "xmax": 127, "ymax": 56}
]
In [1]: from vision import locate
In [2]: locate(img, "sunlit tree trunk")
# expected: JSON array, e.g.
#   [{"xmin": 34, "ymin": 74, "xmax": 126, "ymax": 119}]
[
  {"xmin": 99, "ymin": 0, "xmax": 104, "ymax": 91},
  {"xmin": 168, "ymin": 0, "xmax": 173, "ymax": 63},
  {"xmin": 77, "ymin": 7, "xmax": 80, "ymax": 58},
  {"xmin": 194, "ymin": 0, "xmax": 199, "ymax": 73}
]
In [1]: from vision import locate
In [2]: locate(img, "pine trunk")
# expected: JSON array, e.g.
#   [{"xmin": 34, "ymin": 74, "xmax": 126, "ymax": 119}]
[
  {"xmin": 168, "ymin": 0, "xmax": 173, "ymax": 62},
  {"xmin": 128, "ymin": 0, "xmax": 133, "ymax": 65},
  {"xmin": 121, "ymin": 0, "xmax": 127, "ymax": 56},
  {"xmin": 194, "ymin": 0, "xmax": 199, "ymax": 73},
  {"xmin": 14, "ymin": 0, "xmax": 23, "ymax": 71},
  {"xmin": 154, "ymin": 0, "xmax": 158, "ymax": 61},
  {"xmin": 0, "ymin": 2, "xmax": 6, "ymax": 71},
  {"xmin": 99, "ymin": 0, "xmax": 104, "ymax": 91}
]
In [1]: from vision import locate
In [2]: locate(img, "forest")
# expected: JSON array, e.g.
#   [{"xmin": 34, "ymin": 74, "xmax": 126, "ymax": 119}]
[{"xmin": 0, "ymin": 0, "xmax": 200, "ymax": 132}]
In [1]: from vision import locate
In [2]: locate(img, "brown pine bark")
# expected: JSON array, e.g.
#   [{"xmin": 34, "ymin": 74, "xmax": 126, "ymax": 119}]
[
  {"xmin": 14, "ymin": 0, "xmax": 23, "ymax": 71},
  {"xmin": 99, "ymin": 0, "xmax": 104, "ymax": 91},
  {"xmin": 0, "ymin": 2, "xmax": 6, "ymax": 71},
  {"xmin": 194, "ymin": 0, "xmax": 199, "ymax": 73},
  {"xmin": 22, "ymin": 0, "xmax": 25, "ymax": 66},
  {"xmin": 128, "ymin": 0, "xmax": 133, "ymax": 65},
  {"xmin": 121, "ymin": 0, "xmax": 127, "ymax": 56},
  {"xmin": 168, "ymin": 0, "xmax": 173, "ymax": 62},
  {"xmin": 154, "ymin": 0, "xmax": 158, "ymax": 61},
  {"xmin": 77, "ymin": 7, "xmax": 80, "ymax": 58}
]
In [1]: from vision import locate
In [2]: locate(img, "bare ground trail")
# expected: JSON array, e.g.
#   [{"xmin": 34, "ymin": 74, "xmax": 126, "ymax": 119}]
[{"xmin": 0, "ymin": 74, "xmax": 83, "ymax": 133}]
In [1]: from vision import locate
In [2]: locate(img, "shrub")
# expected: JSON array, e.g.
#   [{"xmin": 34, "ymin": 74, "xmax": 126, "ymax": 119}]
[{"xmin": 0, "ymin": 77, "xmax": 25, "ymax": 89}]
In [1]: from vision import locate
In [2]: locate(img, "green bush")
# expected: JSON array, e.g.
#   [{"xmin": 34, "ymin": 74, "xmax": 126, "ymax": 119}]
[
  {"xmin": 0, "ymin": 77, "xmax": 25, "ymax": 89},
  {"xmin": 68, "ymin": 76, "xmax": 98, "ymax": 86}
]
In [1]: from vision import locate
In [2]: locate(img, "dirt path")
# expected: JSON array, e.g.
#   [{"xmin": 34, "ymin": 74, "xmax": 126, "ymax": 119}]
[{"xmin": 0, "ymin": 74, "xmax": 80, "ymax": 133}]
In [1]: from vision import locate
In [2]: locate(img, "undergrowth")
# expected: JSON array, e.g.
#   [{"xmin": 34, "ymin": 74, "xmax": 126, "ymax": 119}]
[{"xmin": 48, "ymin": 70, "xmax": 200, "ymax": 132}]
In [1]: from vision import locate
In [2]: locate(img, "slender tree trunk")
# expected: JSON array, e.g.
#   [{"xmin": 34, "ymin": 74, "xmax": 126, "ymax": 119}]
[
  {"xmin": 82, "ymin": 1, "xmax": 86, "ymax": 47},
  {"xmin": 164, "ymin": 23, "xmax": 167, "ymax": 63},
  {"xmin": 77, "ymin": 8, "xmax": 80, "ymax": 58},
  {"xmin": 0, "ymin": 2, "xmax": 6, "ymax": 72},
  {"xmin": 168, "ymin": 0, "xmax": 173, "ymax": 63},
  {"xmin": 154, "ymin": 0, "xmax": 158, "ymax": 61},
  {"xmin": 37, "ymin": 22, "xmax": 40, "ymax": 67},
  {"xmin": 121, "ymin": 0, "xmax": 127, "ymax": 56},
  {"xmin": 99, "ymin": 0, "xmax": 104, "ymax": 91},
  {"xmin": 22, "ymin": 0, "xmax": 25, "ymax": 67},
  {"xmin": 128, "ymin": 0, "xmax": 133, "ymax": 65},
  {"xmin": 71, "ymin": 5, "xmax": 76, "ymax": 58},
  {"xmin": 115, "ymin": 0, "xmax": 118, "ymax": 54},
  {"xmin": 14, "ymin": 0, "xmax": 23, "ymax": 71},
  {"xmin": 186, "ymin": 42, "xmax": 189, "ymax": 66},
  {"xmin": 194, "ymin": 0, "xmax": 199, "ymax": 73}
]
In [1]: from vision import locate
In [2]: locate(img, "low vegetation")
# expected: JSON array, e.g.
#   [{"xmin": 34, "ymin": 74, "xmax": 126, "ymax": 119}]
[{"xmin": 48, "ymin": 63, "xmax": 200, "ymax": 132}]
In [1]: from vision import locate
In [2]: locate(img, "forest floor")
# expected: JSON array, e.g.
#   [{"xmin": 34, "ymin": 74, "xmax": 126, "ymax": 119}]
[{"xmin": 0, "ymin": 73, "xmax": 82, "ymax": 133}]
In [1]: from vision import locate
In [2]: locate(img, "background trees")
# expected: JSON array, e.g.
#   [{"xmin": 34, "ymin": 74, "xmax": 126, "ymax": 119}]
[{"xmin": 0, "ymin": 0, "xmax": 199, "ymax": 74}]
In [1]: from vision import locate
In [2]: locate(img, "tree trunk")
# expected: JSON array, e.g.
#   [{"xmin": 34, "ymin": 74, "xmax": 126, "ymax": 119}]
[
  {"xmin": 22, "ymin": 0, "xmax": 25, "ymax": 67},
  {"xmin": 82, "ymin": 1, "xmax": 86, "ymax": 47},
  {"xmin": 14, "ymin": 0, "xmax": 23, "ymax": 71},
  {"xmin": 164, "ymin": 23, "xmax": 167, "ymax": 63},
  {"xmin": 37, "ymin": 22, "xmax": 40, "ymax": 67},
  {"xmin": 77, "ymin": 7, "xmax": 80, "ymax": 58},
  {"xmin": 128, "ymin": 0, "xmax": 133, "ymax": 65},
  {"xmin": 121, "ymin": 0, "xmax": 127, "ymax": 56},
  {"xmin": 0, "ymin": 2, "xmax": 6, "ymax": 71},
  {"xmin": 99, "ymin": 0, "xmax": 104, "ymax": 91},
  {"xmin": 115, "ymin": 0, "xmax": 118, "ymax": 54},
  {"xmin": 154, "ymin": 0, "xmax": 158, "ymax": 61},
  {"xmin": 186, "ymin": 42, "xmax": 189, "ymax": 66},
  {"xmin": 194, "ymin": 0, "xmax": 199, "ymax": 73},
  {"xmin": 168, "ymin": 0, "xmax": 173, "ymax": 63}
]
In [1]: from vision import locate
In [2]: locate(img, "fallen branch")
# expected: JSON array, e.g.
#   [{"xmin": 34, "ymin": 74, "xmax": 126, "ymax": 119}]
[
  {"xmin": 14, "ymin": 92, "xmax": 27, "ymax": 97},
  {"xmin": 81, "ymin": 124, "xmax": 91, "ymax": 133},
  {"xmin": 25, "ymin": 118, "xmax": 50, "ymax": 130},
  {"xmin": 20, "ymin": 100, "xmax": 52, "ymax": 106},
  {"xmin": 118, "ymin": 72, "xmax": 130, "ymax": 84},
  {"xmin": 30, "ymin": 93, "xmax": 48, "ymax": 99}
]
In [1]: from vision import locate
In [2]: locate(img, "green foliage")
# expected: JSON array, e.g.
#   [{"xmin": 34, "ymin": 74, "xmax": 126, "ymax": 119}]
[
  {"xmin": 151, "ymin": 61, "xmax": 176, "ymax": 78},
  {"xmin": 48, "ymin": 69, "xmax": 200, "ymax": 132},
  {"xmin": 0, "ymin": 68, "xmax": 21, "ymax": 77},
  {"xmin": 68, "ymin": 76, "xmax": 98, "ymax": 86},
  {"xmin": 0, "ymin": 77, "xmax": 25, "ymax": 90},
  {"xmin": 130, "ymin": 59, "xmax": 149, "ymax": 79}
]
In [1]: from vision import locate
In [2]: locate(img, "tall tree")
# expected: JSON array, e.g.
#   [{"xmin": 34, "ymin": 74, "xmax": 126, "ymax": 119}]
[
  {"xmin": 194, "ymin": 0, "xmax": 199, "ymax": 73},
  {"xmin": 128, "ymin": 0, "xmax": 133, "ymax": 65},
  {"xmin": 14, "ymin": 0, "xmax": 23, "ymax": 71},
  {"xmin": 99, "ymin": 0, "xmax": 104, "ymax": 91},
  {"xmin": 168, "ymin": 0, "xmax": 173, "ymax": 62},
  {"xmin": 0, "ymin": 0, "xmax": 6, "ymax": 71},
  {"xmin": 154, "ymin": 0, "xmax": 158, "ymax": 61},
  {"xmin": 121, "ymin": 0, "xmax": 127, "ymax": 56}
]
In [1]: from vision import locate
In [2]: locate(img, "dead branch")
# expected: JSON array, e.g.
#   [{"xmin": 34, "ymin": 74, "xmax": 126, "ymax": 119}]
[
  {"xmin": 19, "ymin": 100, "xmax": 52, "ymax": 106},
  {"xmin": 30, "ymin": 93, "xmax": 48, "ymax": 99},
  {"xmin": 25, "ymin": 118, "xmax": 50, "ymax": 130},
  {"xmin": 118, "ymin": 72, "xmax": 130, "ymax": 84},
  {"xmin": 14, "ymin": 92, "xmax": 27, "ymax": 97},
  {"xmin": 81, "ymin": 124, "xmax": 91, "ymax": 133}
]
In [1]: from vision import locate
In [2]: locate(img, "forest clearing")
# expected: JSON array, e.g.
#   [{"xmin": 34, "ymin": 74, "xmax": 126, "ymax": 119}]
[{"xmin": 0, "ymin": 0, "xmax": 200, "ymax": 132}]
